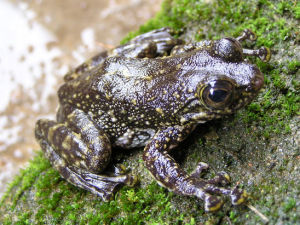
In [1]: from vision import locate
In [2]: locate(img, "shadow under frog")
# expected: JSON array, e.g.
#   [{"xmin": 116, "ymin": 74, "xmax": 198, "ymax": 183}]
[{"xmin": 35, "ymin": 28, "xmax": 270, "ymax": 212}]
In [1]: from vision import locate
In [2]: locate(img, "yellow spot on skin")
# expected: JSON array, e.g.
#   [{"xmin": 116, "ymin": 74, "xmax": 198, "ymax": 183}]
[
  {"xmin": 159, "ymin": 69, "xmax": 165, "ymax": 74},
  {"xmin": 207, "ymin": 199, "xmax": 224, "ymax": 212},
  {"xmin": 176, "ymin": 64, "xmax": 182, "ymax": 69},
  {"xmin": 165, "ymin": 137, "xmax": 170, "ymax": 142},
  {"xmin": 105, "ymin": 93, "xmax": 111, "ymax": 100},
  {"xmin": 82, "ymin": 122, "xmax": 93, "ymax": 132},
  {"xmin": 96, "ymin": 95, "xmax": 100, "ymax": 99},
  {"xmin": 73, "ymin": 81, "xmax": 80, "ymax": 87},
  {"xmin": 47, "ymin": 124, "xmax": 62, "ymax": 142},
  {"xmin": 86, "ymin": 94, "xmax": 90, "ymax": 99},
  {"xmin": 224, "ymin": 173, "xmax": 231, "ymax": 182},
  {"xmin": 188, "ymin": 88, "xmax": 193, "ymax": 93},
  {"xmin": 75, "ymin": 161, "xmax": 82, "ymax": 167},
  {"xmin": 173, "ymin": 92, "xmax": 180, "ymax": 99},
  {"xmin": 235, "ymin": 191, "xmax": 248, "ymax": 205},
  {"xmin": 163, "ymin": 144, "xmax": 167, "ymax": 149},
  {"xmin": 70, "ymin": 73, "xmax": 79, "ymax": 80},
  {"xmin": 73, "ymin": 94, "xmax": 77, "ymax": 98},
  {"xmin": 155, "ymin": 107, "xmax": 164, "ymax": 115},
  {"xmin": 144, "ymin": 76, "xmax": 152, "ymax": 81},
  {"xmin": 76, "ymin": 103, "xmax": 81, "ymax": 107},
  {"xmin": 131, "ymin": 99, "xmax": 137, "ymax": 105},
  {"xmin": 62, "ymin": 135, "xmax": 71, "ymax": 150},
  {"xmin": 155, "ymin": 143, "xmax": 159, "ymax": 148}
]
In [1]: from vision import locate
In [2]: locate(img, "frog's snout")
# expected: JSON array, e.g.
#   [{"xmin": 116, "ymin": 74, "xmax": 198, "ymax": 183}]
[{"xmin": 252, "ymin": 73, "xmax": 264, "ymax": 91}]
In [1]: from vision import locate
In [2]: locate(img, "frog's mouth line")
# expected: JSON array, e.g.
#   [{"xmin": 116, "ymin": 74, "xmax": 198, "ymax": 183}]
[{"xmin": 231, "ymin": 87, "xmax": 260, "ymax": 111}]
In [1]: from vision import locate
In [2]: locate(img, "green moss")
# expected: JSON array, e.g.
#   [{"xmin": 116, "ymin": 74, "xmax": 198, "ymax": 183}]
[{"xmin": 283, "ymin": 198, "xmax": 297, "ymax": 213}]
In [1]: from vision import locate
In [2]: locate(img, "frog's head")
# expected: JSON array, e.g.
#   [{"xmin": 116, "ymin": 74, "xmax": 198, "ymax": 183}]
[
  {"xmin": 181, "ymin": 34, "xmax": 269, "ymax": 124},
  {"xmin": 196, "ymin": 66, "xmax": 264, "ymax": 113},
  {"xmin": 199, "ymin": 36, "xmax": 269, "ymax": 112}
]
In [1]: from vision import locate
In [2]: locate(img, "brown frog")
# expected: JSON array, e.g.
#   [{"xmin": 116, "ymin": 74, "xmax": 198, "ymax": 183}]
[{"xmin": 35, "ymin": 28, "xmax": 270, "ymax": 211}]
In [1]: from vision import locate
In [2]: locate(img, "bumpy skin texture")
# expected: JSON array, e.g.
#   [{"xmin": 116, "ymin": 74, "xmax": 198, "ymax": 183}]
[{"xmin": 35, "ymin": 28, "xmax": 270, "ymax": 211}]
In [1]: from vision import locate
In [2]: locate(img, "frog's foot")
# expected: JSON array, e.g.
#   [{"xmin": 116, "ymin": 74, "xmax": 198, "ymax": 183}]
[
  {"xmin": 114, "ymin": 27, "xmax": 184, "ymax": 58},
  {"xmin": 190, "ymin": 163, "xmax": 246, "ymax": 212},
  {"xmin": 113, "ymin": 164, "xmax": 129, "ymax": 175},
  {"xmin": 195, "ymin": 180, "xmax": 248, "ymax": 212},
  {"xmin": 207, "ymin": 171, "xmax": 231, "ymax": 186},
  {"xmin": 65, "ymin": 165, "xmax": 137, "ymax": 201},
  {"xmin": 190, "ymin": 162, "xmax": 231, "ymax": 186},
  {"xmin": 190, "ymin": 162, "xmax": 209, "ymax": 177},
  {"xmin": 237, "ymin": 29, "xmax": 257, "ymax": 42},
  {"xmin": 243, "ymin": 46, "xmax": 271, "ymax": 62}
]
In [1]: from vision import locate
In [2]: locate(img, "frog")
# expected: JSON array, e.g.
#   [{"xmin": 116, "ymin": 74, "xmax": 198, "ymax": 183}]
[{"xmin": 35, "ymin": 27, "xmax": 270, "ymax": 212}]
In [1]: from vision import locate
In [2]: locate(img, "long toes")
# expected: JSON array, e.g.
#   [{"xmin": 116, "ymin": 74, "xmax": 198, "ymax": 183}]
[
  {"xmin": 204, "ymin": 195, "xmax": 224, "ymax": 212},
  {"xmin": 190, "ymin": 162, "xmax": 209, "ymax": 178},
  {"xmin": 230, "ymin": 186, "xmax": 248, "ymax": 205},
  {"xmin": 125, "ymin": 173, "xmax": 138, "ymax": 187},
  {"xmin": 207, "ymin": 171, "xmax": 231, "ymax": 186},
  {"xmin": 113, "ymin": 164, "xmax": 128, "ymax": 175}
]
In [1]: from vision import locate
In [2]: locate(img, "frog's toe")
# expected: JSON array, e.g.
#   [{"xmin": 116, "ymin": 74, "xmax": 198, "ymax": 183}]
[
  {"xmin": 126, "ymin": 173, "xmax": 138, "ymax": 187},
  {"xmin": 207, "ymin": 171, "xmax": 231, "ymax": 186},
  {"xmin": 113, "ymin": 164, "xmax": 128, "ymax": 175},
  {"xmin": 230, "ymin": 186, "xmax": 248, "ymax": 205},
  {"xmin": 204, "ymin": 195, "xmax": 224, "ymax": 212},
  {"xmin": 190, "ymin": 162, "xmax": 209, "ymax": 178},
  {"xmin": 112, "ymin": 165, "xmax": 138, "ymax": 187}
]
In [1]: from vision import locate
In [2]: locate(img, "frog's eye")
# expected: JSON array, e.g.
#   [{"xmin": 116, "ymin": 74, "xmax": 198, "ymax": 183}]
[{"xmin": 200, "ymin": 80, "xmax": 234, "ymax": 109}]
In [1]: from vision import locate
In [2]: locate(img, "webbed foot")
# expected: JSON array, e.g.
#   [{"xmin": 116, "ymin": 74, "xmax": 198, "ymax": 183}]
[{"xmin": 191, "ymin": 162, "xmax": 247, "ymax": 212}]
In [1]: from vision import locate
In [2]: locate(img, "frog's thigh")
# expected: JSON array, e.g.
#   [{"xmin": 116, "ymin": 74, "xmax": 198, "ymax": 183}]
[
  {"xmin": 36, "ymin": 119, "xmax": 111, "ymax": 173},
  {"xmin": 64, "ymin": 51, "xmax": 108, "ymax": 82},
  {"xmin": 35, "ymin": 110, "xmax": 135, "ymax": 200}
]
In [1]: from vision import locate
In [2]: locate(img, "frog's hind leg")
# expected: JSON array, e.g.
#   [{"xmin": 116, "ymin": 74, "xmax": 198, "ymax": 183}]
[
  {"xmin": 64, "ymin": 51, "xmax": 109, "ymax": 82},
  {"xmin": 35, "ymin": 109, "xmax": 137, "ymax": 201},
  {"xmin": 112, "ymin": 27, "xmax": 184, "ymax": 58},
  {"xmin": 38, "ymin": 138, "xmax": 133, "ymax": 201}
]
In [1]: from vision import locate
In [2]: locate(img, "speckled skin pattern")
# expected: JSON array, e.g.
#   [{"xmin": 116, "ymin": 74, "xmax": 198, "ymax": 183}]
[{"xmin": 35, "ymin": 28, "xmax": 270, "ymax": 212}]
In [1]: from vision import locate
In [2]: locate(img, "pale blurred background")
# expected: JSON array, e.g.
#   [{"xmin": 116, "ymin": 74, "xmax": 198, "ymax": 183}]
[{"xmin": 0, "ymin": 0, "xmax": 163, "ymax": 196}]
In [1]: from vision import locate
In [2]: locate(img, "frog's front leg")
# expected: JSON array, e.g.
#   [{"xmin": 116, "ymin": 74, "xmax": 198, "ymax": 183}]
[
  {"xmin": 35, "ymin": 108, "xmax": 136, "ymax": 201},
  {"xmin": 143, "ymin": 126, "xmax": 247, "ymax": 212}
]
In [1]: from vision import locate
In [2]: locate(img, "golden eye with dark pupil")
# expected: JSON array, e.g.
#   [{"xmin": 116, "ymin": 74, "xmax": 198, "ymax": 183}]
[{"xmin": 201, "ymin": 80, "xmax": 234, "ymax": 109}]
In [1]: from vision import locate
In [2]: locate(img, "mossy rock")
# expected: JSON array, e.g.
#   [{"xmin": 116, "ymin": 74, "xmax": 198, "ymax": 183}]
[{"xmin": 1, "ymin": 0, "xmax": 299, "ymax": 224}]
